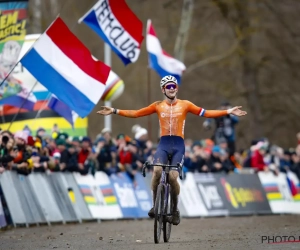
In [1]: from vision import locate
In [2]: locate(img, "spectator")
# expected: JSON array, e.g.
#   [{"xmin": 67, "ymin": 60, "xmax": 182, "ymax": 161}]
[
  {"xmin": 0, "ymin": 130, "xmax": 15, "ymax": 173},
  {"xmin": 100, "ymin": 128, "xmax": 114, "ymax": 148},
  {"xmin": 132, "ymin": 124, "xmax": 149, "ymax": 160},
  {"xmin": 36, "ymin": 127, "xmax": 46, "ymax": 147},
  {"xmin": 78, "ymin": 137, "xmax": 91, "ymax": 165},
  {"xmin": 56, "ymin": 138, "xmax": 68, "ymax": 172},
  {"xmin": 187, "ymin": 142, "xmax": 208, "ymax": 173},
  {"xmin": 31, "ymin": 148, "xmax": 48, "ymax": 173},
  {"xmin": 12, "ymin": 131, "xmax": 31, "ymax": 175},
  {"xmin": 208, "ymin": 146, "xmax": 230, "ymax": 173},
  {"xmin": 49, "ymin": 152, "xmax": 61, "ymax": 172},
  {"xmin": 251, "ymin": 141, "xmax": 269, "ymax": 172},
  {"xmin": 279, "ymin": 150, "xmax": 292, "ymax": 173},
  {"xmin": 125, "ymin": 141, "xmax": 144, "ymax": 185},
  {"xmin": 22, "ymin": 125, "xmax": 31, "ymax": 136},
  {"xmin": 203, "ymin": 101, "xmax": 239, "ymax": 156},
  {"xmin": 96, "ymin": 136, "xmax": 113, "ymax": 174},
  {"xmin": 291, "ymin": 152, "xmax": 300, "ymax": 180},
  {"xmin": 71, "ymin": 136, "xmax": 81, "ymax": 152},
  {"xmin": 184, "ymin": 138, "xmax": 194, "ymax": 153}
]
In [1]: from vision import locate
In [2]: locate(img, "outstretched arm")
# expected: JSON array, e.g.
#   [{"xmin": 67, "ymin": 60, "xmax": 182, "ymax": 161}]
[
  {"xmin": 97, "ymin": 102, "xmax": 157, "ymax": 118},
  {"xmin": 187, "ymin": 101, "xmax": 247, "ymax": 118}
]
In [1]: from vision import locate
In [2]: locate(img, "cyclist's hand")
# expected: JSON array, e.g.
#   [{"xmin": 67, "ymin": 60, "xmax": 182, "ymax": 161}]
[
  {"xmin": 227, "ymin": 106, "xmax": 247, "ymax": 116},
  {"xmin": 97, "ymin": 106, "xmax": 113, "ymax": 115}
]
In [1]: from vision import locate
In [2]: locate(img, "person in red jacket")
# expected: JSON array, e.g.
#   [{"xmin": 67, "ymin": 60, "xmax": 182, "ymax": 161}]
[{"xmin": 251, "ymin": 142, "xmax": 268, "ymax": 172}]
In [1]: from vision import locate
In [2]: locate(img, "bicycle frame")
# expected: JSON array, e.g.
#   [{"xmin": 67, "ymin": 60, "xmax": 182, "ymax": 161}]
[
  {"xmin": 142, "ymin": 161, "xmax": 183, "ymax": 214},
  {"xmin": 160, "ymin": 165, "xmax": 169, "ymax": 215},
  {"xmin": 142, "ymin": 161, "xmax": 183, "ymax": 243}
]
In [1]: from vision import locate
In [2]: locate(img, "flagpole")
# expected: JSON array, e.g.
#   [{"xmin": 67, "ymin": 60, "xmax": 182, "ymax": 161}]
[
  {"xmin": 104, "ymin": 43, "xmax": 111, "ymax": 131},
  {"xmin": 147, "ymin": 66, "xmax": 152, "ymax": 141},
  {"xmin": 7, "ymin": 81, "xmax": 38, "ymax": 131}
]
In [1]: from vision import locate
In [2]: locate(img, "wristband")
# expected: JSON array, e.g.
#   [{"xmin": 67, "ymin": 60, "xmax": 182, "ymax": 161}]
[{"xmin": 113, "ymin": 108, "xmax": 117, "ymax": 114}]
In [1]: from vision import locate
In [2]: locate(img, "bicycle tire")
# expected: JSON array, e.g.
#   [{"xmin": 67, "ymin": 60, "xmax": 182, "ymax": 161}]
[
  {"xmin": 163, "ymin": 185, "xmax": 172, "ymax": 242},
  {"xmin": 154, "ymin": 184, "xmax": 164, "ymax": 244}
]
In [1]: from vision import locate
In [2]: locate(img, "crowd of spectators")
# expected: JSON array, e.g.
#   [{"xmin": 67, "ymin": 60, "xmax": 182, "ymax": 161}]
[{"xmin": 0, "ymin": 119, "xmax": 299, "ymax": 184}]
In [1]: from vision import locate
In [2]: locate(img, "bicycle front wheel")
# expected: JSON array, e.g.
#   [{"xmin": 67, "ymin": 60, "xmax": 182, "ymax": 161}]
[
  {"xmin": 154, "ymin": 184, "xmax": 164, "ymax": 244},
  {"xmin": 163, "ymin": 185, "xmax": 172, "ymax": 242}
]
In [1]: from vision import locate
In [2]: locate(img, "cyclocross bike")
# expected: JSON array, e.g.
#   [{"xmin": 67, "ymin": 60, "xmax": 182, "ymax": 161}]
[{"xmin": 142, "ymin": 155, "xmax": 183, "ymax": 244}]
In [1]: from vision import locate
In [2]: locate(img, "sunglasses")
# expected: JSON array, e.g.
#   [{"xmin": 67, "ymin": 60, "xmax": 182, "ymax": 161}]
[{"xmin": 164, "ymin": 84, "xmax": 177, "ymax": 89}]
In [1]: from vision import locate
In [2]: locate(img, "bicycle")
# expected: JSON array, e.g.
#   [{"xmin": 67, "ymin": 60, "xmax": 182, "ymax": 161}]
[{"xmin": 142, "ymin": 155, "xmax": 183, "ymax": 244}]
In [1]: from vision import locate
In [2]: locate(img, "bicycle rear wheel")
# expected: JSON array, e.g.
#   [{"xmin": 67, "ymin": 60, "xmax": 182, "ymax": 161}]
[
  {"xmin": 163, "ymin": 185, "xmax": 172, "ymax": 242},
  {"xmin": 154, "ymin": 184, "xmax": 164, "ymax": 244}
]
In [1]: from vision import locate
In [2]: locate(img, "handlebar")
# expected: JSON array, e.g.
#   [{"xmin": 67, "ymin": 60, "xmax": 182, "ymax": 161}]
[{"xmin": 142, "ymin": 161, "xmax": 184, "ymax": 180}]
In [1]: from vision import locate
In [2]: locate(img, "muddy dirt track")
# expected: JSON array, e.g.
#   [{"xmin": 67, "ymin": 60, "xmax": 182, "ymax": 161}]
[{"xmin": 0, "ymin": 215, "xmax": 300, "ymax": 250}]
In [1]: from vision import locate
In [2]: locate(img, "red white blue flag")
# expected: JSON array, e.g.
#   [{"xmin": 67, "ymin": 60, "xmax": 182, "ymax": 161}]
[{"xmin": 78, "ymin": 0, "xmax": 144, "ymax": 65}]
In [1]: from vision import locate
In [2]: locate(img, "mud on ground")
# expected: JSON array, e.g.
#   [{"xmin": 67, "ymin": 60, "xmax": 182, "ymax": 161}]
[{"xmin": 0, "ymin": 215, "xmax": 300, "ymax": 250}]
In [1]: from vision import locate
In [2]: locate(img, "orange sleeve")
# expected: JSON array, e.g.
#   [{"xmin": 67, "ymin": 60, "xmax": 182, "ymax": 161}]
[
  {"xmin": 204, "ymin": 110, "xmax": 228, "ymax": 118},
  {"xmin": 117, "ymin": 102, "xmax": 157, "ymax": 118},
  {"xmin": 185, "ymin": 101, "xmax": 228, "ymax": 118}
]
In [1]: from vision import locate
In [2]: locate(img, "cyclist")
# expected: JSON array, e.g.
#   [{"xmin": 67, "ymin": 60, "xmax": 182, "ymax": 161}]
[{"xmin": 97, "ymin": 75, "xmax": 247, "ymax": 225}]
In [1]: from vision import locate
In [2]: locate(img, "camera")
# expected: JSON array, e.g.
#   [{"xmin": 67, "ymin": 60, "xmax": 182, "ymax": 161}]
[
  {"xmin": 1, "ymin": 135, "xmax": 9, "ymax": 145},
  {"xmin": 0, "ymin": 132, "xmax": 14, "ymax": 168}
]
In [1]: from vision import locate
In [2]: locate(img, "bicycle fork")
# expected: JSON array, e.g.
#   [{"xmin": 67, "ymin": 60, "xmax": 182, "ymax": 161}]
[{"xmin": 160, "ymin": 169, "xmax": 170, "ymax": 217}]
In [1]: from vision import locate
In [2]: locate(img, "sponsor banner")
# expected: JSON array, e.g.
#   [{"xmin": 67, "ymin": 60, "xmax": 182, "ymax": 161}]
[
  {"xmin": 94, "ymin": 171, "xmax": 123, "ymax": 219},
  {"xmin": 178, "ymin": 173, "xmax": 208, "ymax": 217},
  {"xmin": 216, "ymin": 174, "xmax": 272, "ymax": 215},
  {"xmin": 140, "ymin": 172, "xmax": 189, "ymax": 217},
  {"xmin": 74, "ymin": 172, "xmax": 122, "ymax": 219},
  {"xmin": 63, "ymin": 173, "xmax": 93, "ymax": 221},
  {"xmin": 109, "ymin": 172, "xmax": 140, "ymax": 218},
  {"xmin": 258, "ymin": 172, "xmax": 300, "ymax": 214},
  {"xmin": 194, "ymin": 173, "xmax": 229, "ymax": 216},
  {"xmin": 133, "ymin": 173, "xmax": 152, "ymax": 218},
  {"xmin": 286, "ymin": 171, "xmax": 300, "ymax": 203}
]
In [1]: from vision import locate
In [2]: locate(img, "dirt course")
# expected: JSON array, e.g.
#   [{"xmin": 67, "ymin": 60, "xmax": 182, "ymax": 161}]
[{"xmin": 0, "ymin": 215, "xmax": 300, "ymax": 250}]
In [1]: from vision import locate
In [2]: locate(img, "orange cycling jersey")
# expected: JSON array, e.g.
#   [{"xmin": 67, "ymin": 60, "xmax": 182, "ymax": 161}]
[{"xmin": 117, "ymin": 99, "xmax": 228, "ymax": 139}]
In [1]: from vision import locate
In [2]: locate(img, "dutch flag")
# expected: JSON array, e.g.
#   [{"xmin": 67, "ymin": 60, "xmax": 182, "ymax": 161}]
[
  {"xmin": 146, "ymin": 19, "xmax": 186, "ymax": 84},
  {"xmin": 20, "ymin": 17, "xmax": 111, "ymax": 118}
]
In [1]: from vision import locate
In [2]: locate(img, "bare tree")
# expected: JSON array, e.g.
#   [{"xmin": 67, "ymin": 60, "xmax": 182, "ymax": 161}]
[
  {"xmin": 174, "ymin": 0, "xmax": 194, "ymax": 61},
  {"xmin": 212, "ymin": 0, "xmax": 264, "ymax": 139},
  {"xmin": 29, "ymin": 0, "xmax": 42, "ymax": 33}
]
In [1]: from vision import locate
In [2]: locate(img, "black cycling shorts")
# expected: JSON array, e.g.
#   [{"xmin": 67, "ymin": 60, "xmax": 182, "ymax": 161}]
[{"xmin": 153, "ymin": 135, "xmax": 185, "ymax": 166}]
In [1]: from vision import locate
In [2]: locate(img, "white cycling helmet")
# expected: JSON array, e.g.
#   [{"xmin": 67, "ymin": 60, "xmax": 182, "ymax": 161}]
[{"xmin": 160, "ymin": 75, "xmax": 178, "ymax": 88}]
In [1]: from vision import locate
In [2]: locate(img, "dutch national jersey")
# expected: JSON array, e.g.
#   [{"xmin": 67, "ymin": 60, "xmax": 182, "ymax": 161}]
[{"xmin": 117, "ymin": 99, "xmax": 228, "ymax": 139}]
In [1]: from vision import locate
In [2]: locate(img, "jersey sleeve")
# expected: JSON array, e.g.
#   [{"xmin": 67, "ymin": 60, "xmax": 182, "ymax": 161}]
[
  {"xmin": 117, "ymin": 102, "xmax": 157, "ymax": 118},
  {"xmin": 185, "ymin": 101, "xmax": 228, "ymax": 118}
]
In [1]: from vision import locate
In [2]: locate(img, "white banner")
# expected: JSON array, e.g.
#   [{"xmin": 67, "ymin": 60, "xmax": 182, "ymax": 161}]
[
  {"xmin": 178, "ymin": 173, "xmax": 208, "ymax": 217},
  {"xmin": 73, "ymin": 172, "xmax": 123, "ymax": 219},
  {"xmin": 258, "ymin": 172, "xmax": 300, "ymax": 214}
]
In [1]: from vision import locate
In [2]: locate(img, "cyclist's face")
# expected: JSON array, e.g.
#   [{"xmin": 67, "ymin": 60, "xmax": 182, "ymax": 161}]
[{"xmin": 162, "ymin": 82, "xmax": 178, "ymax": 98}]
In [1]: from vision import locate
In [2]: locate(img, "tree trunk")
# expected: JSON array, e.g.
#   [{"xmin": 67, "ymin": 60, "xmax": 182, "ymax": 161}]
[
  {"xmin": 29, "ymin": 0, "xmax": 42, "ymax": 33},
  {"xmin": 174, "ymin": 0, "xmax": 194, "ymax": 61},
  {"xmin": 235, "ymin": 0, "xmax": 263, "ymax": 139}
]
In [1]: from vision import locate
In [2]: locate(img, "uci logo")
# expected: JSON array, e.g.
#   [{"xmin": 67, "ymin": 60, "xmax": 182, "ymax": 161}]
[{"xmin": 161, "ymin": 113, "xmax": 166, "ymax": 118}]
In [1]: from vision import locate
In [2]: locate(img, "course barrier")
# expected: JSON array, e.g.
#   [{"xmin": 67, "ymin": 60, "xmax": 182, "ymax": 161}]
[{"xmin": 0, "ymin": 170, "xmax": 299, "ymax": 228}]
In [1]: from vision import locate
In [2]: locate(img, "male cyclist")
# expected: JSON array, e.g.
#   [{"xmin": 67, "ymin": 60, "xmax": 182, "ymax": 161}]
[{"xmin": 97, "ymin": 75, "xmax": 247, "ymax": 226}]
